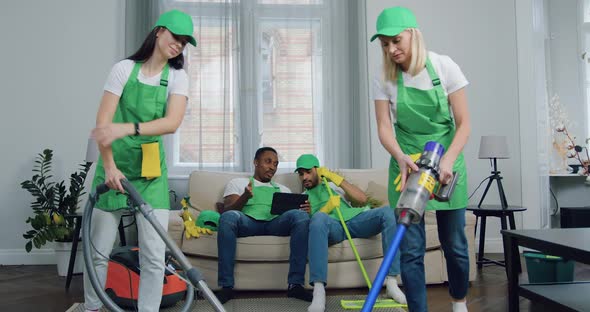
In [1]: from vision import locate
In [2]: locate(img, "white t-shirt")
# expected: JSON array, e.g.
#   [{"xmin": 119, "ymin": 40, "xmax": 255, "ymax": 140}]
[
  {"xmin": 223, "ymin": 177, "xmax": 291, "ymax": 198},
  {"xmin": 103, "ymin": 59, "xmax": 189, "ymax": 98},
  {"xmin": 372, "ymin": 51, "xmax": 468, "ymax": 122}
]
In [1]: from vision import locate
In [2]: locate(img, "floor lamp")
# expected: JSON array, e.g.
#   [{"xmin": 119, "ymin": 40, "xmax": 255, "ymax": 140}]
[{"xmin": 477, "ymin": 135, "xmax": 510, "ymax": 209}]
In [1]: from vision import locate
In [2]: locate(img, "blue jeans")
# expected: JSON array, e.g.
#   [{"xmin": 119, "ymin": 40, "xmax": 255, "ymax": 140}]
[
  {"xmin": 308, "ymin": 206, "xmax": 400, "ymax": 285},
  {"xmin": 217, "ymin": 209, "xmax": 310, "ymax": 288},
  {"xmin": 401, "ymin": 208, "xmax": 469, "ymax": 312}
]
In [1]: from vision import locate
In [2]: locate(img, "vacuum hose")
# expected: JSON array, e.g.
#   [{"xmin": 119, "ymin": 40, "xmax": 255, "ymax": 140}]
[
  {"xmin": 361, "ymin": 141, "xmax": 458, "ymax": 312},
  {"xmin": 83, "ymin": 180, "xmax": 226, "ymax": 312}
]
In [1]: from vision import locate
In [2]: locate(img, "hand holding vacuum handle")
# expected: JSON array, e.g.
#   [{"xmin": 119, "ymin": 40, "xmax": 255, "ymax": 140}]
[
  {"xmin": 434, "ymin": 171, "xmax": 459, "ymax": 202},
  {"xmin": 95, "ymin": 183, "xmax": 110, "ymax": 195},
  {"xmin": 120, "ymin": 179, "xmax": 146, "ymax": 206}
]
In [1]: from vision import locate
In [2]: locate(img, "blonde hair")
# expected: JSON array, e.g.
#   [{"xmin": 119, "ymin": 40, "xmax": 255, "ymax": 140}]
[{"xmin": 381, "ymin": 28, "xmax": 427, "ymax": 83}]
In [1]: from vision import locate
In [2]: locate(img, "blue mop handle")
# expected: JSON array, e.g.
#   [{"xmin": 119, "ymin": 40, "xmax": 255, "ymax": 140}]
[{"xmin": 361, "ymin": 223, "xmax": 407, "ymax": 312}]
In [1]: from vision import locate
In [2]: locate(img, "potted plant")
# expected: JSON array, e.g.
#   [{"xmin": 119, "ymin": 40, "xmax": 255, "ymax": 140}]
[{"xmin": 21, "ymin": 149, "xmax": 91, "ymax": 275}]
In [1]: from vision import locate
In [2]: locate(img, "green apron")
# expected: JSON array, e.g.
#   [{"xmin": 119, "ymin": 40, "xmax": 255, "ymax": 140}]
[
  {"xmin": 92, "ymin": 62, "xmax": 170, "ymax": 211},
  {"xmin": 305, "ymin": 184, "xmax": 369, "ymax": 222},
  {"xmin": 242, "ymin": 177, "xmax": 280, "ymax": 221},
  {"xmin": 388, "ymin": 58, "xmax": 468, "ymax": 211}
]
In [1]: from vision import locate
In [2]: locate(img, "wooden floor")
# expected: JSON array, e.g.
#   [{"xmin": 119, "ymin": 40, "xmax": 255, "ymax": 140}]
[{"xmin": 1, "ymin": 254, "xmax": 588, "ymax": 312}]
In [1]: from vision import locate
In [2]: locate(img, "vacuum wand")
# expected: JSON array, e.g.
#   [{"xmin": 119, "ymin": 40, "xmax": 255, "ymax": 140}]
[{"xmin": 361, "ymin": 141, "xmax": 458, "ymax": 312}]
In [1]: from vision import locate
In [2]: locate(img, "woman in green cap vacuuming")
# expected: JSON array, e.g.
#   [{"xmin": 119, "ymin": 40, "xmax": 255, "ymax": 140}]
[
  {"xmin": 371, "ymin": 6, "xmax": 471, "ymax": 312},
  {"xmin": 84, "ymin": 9, "xmax": 196, "ymax": 312}
]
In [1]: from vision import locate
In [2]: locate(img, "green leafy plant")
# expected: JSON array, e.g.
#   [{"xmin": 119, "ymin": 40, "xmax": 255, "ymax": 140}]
[{"xmin": 21, "ymin": 149, "xmax": 91, "ymax": 252}]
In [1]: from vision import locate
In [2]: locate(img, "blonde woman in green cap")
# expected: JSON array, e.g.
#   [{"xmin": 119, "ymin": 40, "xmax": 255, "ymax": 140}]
[
  {"xmin": 372, "ymin": 6, "xmax": 470, "ymax": 312},
  {"xmin": 84, "ymin": 9, "xmax": 196, "ymax": 312}
]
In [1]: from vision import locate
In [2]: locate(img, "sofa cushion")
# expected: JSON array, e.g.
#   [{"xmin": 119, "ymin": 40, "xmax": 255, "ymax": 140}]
[
  {"xmin": 188, "ymin": 171, "xmax": 249, "ymax": 212},
  {"xmin": 182, "ymin": 232, "xmax": 292, "ymax": 261},
  {"xmin": 180, "ymin": 224, "xmax": 441, "ymax": 262},
  {"xmin": 181, "ymin": 231, "xmax": 385, "ymax": 262},
  {"xmin": 335, "ymin": 169, "xmax": 389, "ymax": 205}
]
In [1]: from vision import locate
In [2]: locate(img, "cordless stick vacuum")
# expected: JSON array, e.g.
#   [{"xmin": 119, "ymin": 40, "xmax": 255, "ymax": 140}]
[
  {"xmin": 83, "ymin": 180, "xmax": 226, "ymax": 312},
  {"xmin": 361, "ymin": 141, "xmax": 459, "ymax": 312}
]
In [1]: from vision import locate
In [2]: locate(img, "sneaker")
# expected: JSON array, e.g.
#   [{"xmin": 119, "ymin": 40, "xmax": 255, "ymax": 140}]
[
  {"xmin": 215, "ymin": 287, "xmax": 235, "ymax": 304},
  {"xmin": 287, "ymin": 284, "xmax": 313, "ymax": 302}
]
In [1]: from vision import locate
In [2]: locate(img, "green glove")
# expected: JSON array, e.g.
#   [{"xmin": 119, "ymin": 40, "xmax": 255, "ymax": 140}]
[{"xmin": 317, "ymin": 167, "xmax": 344, "ymax": 186}]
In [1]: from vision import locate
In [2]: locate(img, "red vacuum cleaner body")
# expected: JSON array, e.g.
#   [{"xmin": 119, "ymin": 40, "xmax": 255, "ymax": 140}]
[{"xmin": 105, "ymin": 246, "xmax": 187, "ymax": 308}]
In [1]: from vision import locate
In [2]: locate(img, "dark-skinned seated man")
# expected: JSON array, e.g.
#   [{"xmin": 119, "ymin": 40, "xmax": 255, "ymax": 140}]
[
  {"xmin": 216, "ymin": 147, "xmax": 313, "ymax": 303},
  {"xmin": 295, "ymin": 154, "xmax": 406, "ymax": 312}
]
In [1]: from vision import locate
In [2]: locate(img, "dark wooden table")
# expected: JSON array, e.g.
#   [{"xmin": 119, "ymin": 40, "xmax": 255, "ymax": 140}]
[
  {"xmin": 467, "ymin": 205, "xmax": 527, "ymax": 268},
  {"xmin": 502, "ymin": 228, "xmax": 590, "ymax": 312}
]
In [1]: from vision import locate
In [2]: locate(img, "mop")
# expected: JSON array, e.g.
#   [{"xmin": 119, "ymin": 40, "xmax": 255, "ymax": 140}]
[{"xmin": 319, "ymin": 177, "xmax": 407, "ymax": 310}]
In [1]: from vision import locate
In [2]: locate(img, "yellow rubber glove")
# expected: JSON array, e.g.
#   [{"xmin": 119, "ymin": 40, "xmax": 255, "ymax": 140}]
[
  {"xmin": 319, "ymin": 195, "xmax": 341, "ymax": 214},
  {"xmin": 317, "ymin": 167, "xmax": 344, "ymax": 187},
  {"xmin": 183, "ymin": 221, "xmax": 213, "ymax": 239},
  {"xmin": 393, "ymin": 153, "xmax": 422, "ymax": 192}
]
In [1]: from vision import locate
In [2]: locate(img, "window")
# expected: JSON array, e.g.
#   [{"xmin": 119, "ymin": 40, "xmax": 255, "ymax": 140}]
[{"xmin": 164, "ymin": 0, "xmax": 327, "ymax": 175}]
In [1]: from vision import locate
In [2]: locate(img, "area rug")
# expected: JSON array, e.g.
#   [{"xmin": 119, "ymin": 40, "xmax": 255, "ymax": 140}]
[{"xmin": 67, "ymin": 295, "xmax": 406, "ymax": 311}]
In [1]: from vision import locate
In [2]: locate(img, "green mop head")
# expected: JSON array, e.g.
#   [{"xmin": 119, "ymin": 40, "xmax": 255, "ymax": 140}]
[{"xmin": 341, "ymin": 298, "xmax": 407, "ymax": 310}]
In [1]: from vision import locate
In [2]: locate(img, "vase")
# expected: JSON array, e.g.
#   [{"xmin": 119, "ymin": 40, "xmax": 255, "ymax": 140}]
[
  {"xmin": 549, "ymin": 145, "xmax": 570, "ymax": 174},
  {"xmin": 54, "ymin": 241, "xmax": 84, "ymax": 277}
]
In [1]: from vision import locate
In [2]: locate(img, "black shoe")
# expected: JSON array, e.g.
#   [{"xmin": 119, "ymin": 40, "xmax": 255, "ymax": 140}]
[
  {"xmin": 215, "ymin": 287, "xmax": 234, "ymax": 304},
  {"xmin": 287, "ymin": 284, "xmax": 313, "ymax": 302}
]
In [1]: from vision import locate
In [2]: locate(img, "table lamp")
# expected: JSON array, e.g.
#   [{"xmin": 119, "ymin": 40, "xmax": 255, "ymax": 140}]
[{"xmin": 477, "ymin": 135, "xmax": 510, "ymax": 209}]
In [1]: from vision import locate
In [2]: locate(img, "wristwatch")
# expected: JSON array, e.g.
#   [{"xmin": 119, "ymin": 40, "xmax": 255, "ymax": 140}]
[{"xmin": 134, "ymin": 122, "xmax": 140, "ymax": 136}]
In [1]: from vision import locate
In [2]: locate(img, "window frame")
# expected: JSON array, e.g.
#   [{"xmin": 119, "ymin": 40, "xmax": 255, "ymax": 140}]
[{"xmin": 165, "ymin": 0, "xmax": 328, "ymax": 177}]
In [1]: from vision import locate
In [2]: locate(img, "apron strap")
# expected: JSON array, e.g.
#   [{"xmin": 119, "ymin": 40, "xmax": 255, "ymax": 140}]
[
  {"xmin": 424, "ymin": 58, "xmax": 447, "ymax": 108},
  {"xmin": 129, "ymin": 62, "xmax": 142, "ymax": 83},
  {"xmin": 160, "ymin": 64, "xmax": 170, "ymax": 87}
]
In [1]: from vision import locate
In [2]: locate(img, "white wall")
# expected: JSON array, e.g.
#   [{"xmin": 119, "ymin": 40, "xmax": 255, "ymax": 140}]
[
  {"xmin": 365, "ymin": 0, "xmax": 523, "ymax": 252},
  {"xmin": 0, "ymin": 1, "xmax": 124, "ymax": 264}
]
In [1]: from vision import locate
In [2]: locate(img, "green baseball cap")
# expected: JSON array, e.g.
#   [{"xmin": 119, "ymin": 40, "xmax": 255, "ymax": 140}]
[
  {"xmin": 295, "ymin": 154, "xmax": 320, "ymax": 172},
  {"xmin": 155, "ymin": 9, "xmax": 197, "ymax": 47},
  {"xmin": 196, "ymin": 210, "xmax": 220, "ymax": 231},
  {"xmin": 370, "ymin": 6, "xmax": 418, "ymax": 42}
]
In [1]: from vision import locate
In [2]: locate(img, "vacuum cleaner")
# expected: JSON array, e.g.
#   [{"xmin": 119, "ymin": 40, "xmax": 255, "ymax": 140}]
[
  {"xmin": 83, "ymin": 179, "xmax": 226, "ymax": 312},
  {"xmin": 361, "ymin": 141, "xmax": 459, "ymax": 312},
  {"xmin": 104, "ymin": 246, "xmax": 187, "ymax": 308}
]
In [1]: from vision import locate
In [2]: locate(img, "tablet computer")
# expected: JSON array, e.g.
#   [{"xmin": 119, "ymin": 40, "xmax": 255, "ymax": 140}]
[{"xmin": 271, "ymin": 192, "xmax": 309, "ymax": 215}]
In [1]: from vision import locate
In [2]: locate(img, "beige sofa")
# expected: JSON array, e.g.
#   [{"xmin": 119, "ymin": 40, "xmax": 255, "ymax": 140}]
[{"xmin": 168, "ymin": 169, "xmax": 476, "ymax": 290}]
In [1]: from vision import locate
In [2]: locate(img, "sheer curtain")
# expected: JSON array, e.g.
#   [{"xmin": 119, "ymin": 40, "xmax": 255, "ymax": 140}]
[{"xmin": 125, "ymin": 0, "xmax": 369, "ymax": 175}]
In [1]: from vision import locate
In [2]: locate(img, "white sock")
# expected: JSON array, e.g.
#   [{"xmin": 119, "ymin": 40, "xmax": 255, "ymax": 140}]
[
  {"xmin": 385, "ymin": 275, "xmax": 407, "ymax": 304},
  {"xmin": 307, "ymin": 282, "xmax": 326, "ymax": 312},
  {"xmin": 452, "ymin": 301, "xmax": 468, "ymax": 312}
]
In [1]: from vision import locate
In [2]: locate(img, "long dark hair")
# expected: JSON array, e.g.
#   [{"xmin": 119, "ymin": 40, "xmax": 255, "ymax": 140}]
[{"xmin": 128, "ymin": 26, "xmax": 185, "ymax": 70}]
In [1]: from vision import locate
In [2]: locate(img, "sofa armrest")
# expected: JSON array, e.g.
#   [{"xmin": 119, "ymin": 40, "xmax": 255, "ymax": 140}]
[{"xmin": 168, "ymin": 210, "xmax": 185, "ymax": 248}]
